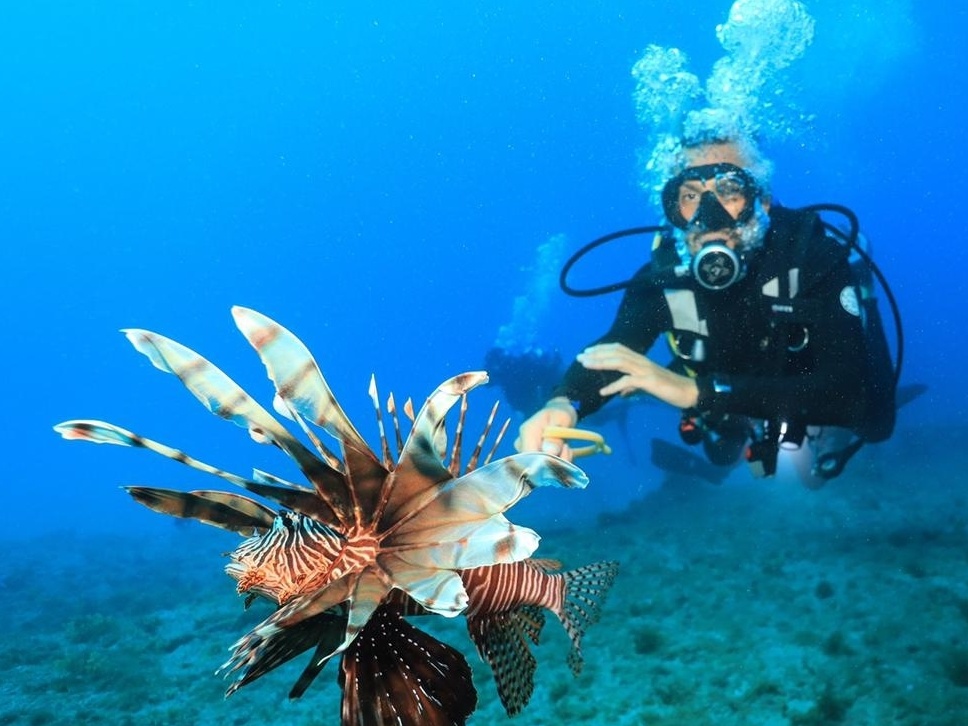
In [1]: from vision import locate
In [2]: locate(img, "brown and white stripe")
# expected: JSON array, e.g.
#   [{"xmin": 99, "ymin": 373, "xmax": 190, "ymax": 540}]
[{"xmin": 227, "ymin": 512, "xmax": 353, "ymax": 604}]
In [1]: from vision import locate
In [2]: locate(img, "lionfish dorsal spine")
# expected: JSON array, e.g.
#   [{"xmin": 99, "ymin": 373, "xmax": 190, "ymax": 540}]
[
  {"xmin": 54, "ymin": 419, "xmax": 259, "ymax": 491},
  {"xmin": 122, "ymin": 327, "xmax": 351, "ymax": 528},
  {"xmin": 375, "ymin": 372, "xmax": 488, "ymax": 527},
  {"xmin": 447, "ymin": 394, "xmax": 469, "ymax": 478},
  {"xmin": 230, "ymin": 306, "xmax": 372, "ymax": 454},
  {"xmin": 386, "ymin": 391, "xmax": 405, "ymax": 458},
  {"xmin": 484, "ymin": 418, "xmax": 512, "ymax": 467},
  {"xmin": 367, "ymin": 375, "xmax": 395, "ymax": 470},
  {"xmin": 273, "ymin": 393, "xmax": 344, "ymax": 472},
  {"xmin": 466, "ymin": 400, "xmax": 500, "ymax": 472},
  {"xmin": 231, "ymin": 306, "xmax": 388, "ymax": 528}
]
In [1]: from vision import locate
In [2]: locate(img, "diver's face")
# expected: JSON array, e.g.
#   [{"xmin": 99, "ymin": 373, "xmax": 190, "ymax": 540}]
[
  {"xmin": 679, "ymin": 142, "xmax": 769, "ymax": 254},
  {"xmin": 677, "ymin": 177, "xmax": 750, "ymax": 246}
]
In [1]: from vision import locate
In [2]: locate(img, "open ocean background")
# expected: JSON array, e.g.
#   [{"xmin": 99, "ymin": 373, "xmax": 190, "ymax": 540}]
[{"xmin": 3, "ymin": 2, "xmax": 968, "ymax": 724}]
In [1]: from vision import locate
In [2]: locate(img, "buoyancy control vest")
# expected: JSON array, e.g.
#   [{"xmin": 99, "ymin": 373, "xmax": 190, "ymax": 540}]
[{"xmin": 651, "ymin": 205, "xmax": 896, "ymax": 443}]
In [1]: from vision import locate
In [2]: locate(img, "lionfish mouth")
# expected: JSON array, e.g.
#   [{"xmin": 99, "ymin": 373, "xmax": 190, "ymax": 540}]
[{"xmin": 53, "ymin": 306, "xmax": 589, "ymax": 700}]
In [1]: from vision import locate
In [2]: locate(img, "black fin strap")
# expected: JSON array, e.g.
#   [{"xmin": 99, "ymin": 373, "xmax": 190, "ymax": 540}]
[{"xmin": 812, "ymin": 438, "xmax": 865, "ymax": 480}]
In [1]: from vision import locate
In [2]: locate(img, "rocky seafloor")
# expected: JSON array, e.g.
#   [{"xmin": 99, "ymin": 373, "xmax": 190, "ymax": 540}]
[{"xmin": 4, "ymin": 424, "xmax": 968, "ymax": 725}]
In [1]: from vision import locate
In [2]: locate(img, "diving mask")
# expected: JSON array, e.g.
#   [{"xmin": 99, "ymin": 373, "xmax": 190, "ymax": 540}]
[{"xmin": 662, "ymin": 163, "xmax": 760, "ymax": 231}]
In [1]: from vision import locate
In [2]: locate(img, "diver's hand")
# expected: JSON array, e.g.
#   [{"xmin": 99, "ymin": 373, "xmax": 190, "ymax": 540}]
[
  {"xmin": 514, "ymin": 397, "xmax": 578, "ymax": 459},
  {"xmin": 577, "ymin": 343, "xmax": 699, "ymax": 409}
]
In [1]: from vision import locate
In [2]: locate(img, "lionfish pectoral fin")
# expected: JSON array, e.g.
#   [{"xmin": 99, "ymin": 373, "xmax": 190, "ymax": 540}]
[
  {"xmin": 224, "ymin": 570, "xmax": 392, "ymax": 697},
  {"xmin": 339, "ymin": 606, "xmax": 477, "ymax": 726},
  {"xmin": 231, "ymin": 306, "xmax": 371, "ymax": 452},
  {"xmin": 343, "ymin": 444, "xmax": 391, "ymax": 527},
  {"xmin": 557, "ymin": 560, "xmax": 620, "ymax": 676},
  {"xmin": 54, "ymin": 420, "xmax": 336, "ymax": 523},
  {"xmin": 478, "ymin": 451, "xmax": 589, "ymax": 494},
  {"xmin": 373, "ymin": 559, "xmax": 468, "ymax": 617},
  {"xmin": 288, "ymin": 611, "xmax": 350, "ymax": 699},
  {"xmin": 232, "ymin": 304, "xmax": 387, "ymax": 520},
  {"xmin": 121, "ymin": 328, "xmax": 279, "ymax": 441},
  {"xmin": 251, "ymin": 468, "xmax": 301, "ymax": 488},
  {"xmin": 384, "ymin": 453, "xmax": 587, "ymax": 546},
  {"xmin": 222, "ymin": 575, "xmax": 356, "ymax": 688},
  {"xmin": 123, "ymin": 486, "xmax": 275, "ymax": 535},
  {"xmin": 338, "ymin": 568, "xmax": 389, "ymax": 646},
  {"xmin": 55, "ymin": 419, "xmax": 137, "ymax": 447},
  {"xmin": 465, "ymin": 607, "xmax": 544, "ymax": 717},
  {"xmin": 235, "ymin": 478, "xmax": 338, "ymax": 523},
  {"xmin": 224, "ymin": 608, "xmax": 347, "ymax": 696},
  {"xmin": 378, "ymin": 454, "xmax": 584, "ymax": 575},
  {"xmin": 281, "ymin": 578, "xmax": 385, "ymax": 700},
  {"xmin": 383, "ymin": 517, "xmax": 540, "ymax": 573}
]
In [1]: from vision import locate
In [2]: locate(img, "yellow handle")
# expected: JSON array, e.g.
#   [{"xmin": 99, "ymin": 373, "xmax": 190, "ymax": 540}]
[{"xmin": 542, "ymin": 426, "xmax": 613, "ymax": 458}]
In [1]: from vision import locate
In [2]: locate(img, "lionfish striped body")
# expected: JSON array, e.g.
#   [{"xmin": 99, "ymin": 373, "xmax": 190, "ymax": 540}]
[
  {"xmin": 55, "ymin": 306, "xmax": 592, "ymax": 725},
  {"xmin": 462, "ymin": 561, "xmax": 567, "ymax": 618}
]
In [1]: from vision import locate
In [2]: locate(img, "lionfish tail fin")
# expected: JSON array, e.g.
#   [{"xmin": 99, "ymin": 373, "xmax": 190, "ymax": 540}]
[
  {"xmin": 557, "ymin": 562, "xmax": 618, "ymax": 676},
  {"xmin": 558, "ymin": 560, "xmax": 619, "ymax": 675},
  {"xmin": 340, "ymin": 606, "xmax": 477, "ymax": 726},
  {"xmin": 465, "ymin": 605, "xmax": 545, "ymax": 716}
]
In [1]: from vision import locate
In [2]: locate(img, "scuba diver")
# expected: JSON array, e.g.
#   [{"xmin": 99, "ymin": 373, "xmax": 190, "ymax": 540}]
[
  {"xmin": 483, "ymin": 346, "xmax": 565, "ymax": 416},
  {"xmin": 514, "ymin": 131, "xmax": 898, "ymax": 486}
]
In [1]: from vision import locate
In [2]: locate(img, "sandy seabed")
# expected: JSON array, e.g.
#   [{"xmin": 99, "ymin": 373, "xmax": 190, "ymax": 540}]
[{"xmin": 4, "ymin": 424, "xmax": 968, "ymax": 726}]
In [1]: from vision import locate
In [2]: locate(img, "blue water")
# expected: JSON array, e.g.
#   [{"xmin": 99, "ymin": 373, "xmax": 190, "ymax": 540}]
[{"xmin": 3, "ymin": 1, "xmax": 964, "ymax": 539}]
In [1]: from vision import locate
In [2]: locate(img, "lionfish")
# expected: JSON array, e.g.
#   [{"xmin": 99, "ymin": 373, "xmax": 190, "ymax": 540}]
[{"xmin": 54, "ymin": 306, "xmax": 617, "ymax": 724}]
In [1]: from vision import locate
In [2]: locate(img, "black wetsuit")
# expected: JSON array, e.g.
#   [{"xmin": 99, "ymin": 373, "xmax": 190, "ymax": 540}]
[{"xmin": 553, "ymin": 205, "xmax": 895, "ymax": 447}]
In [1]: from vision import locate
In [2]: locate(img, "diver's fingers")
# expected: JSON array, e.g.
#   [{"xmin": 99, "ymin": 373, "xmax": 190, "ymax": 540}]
[
  {"xmin": 577, "ymin": 346, "xmax": 648, "ymax": 375},
  {"xmin": 559, "ymin": 442, "xmax": 575, "ymax": 462},
  {"xmin": 517, "ymin": 417, "xmax": 553, "ymax": 453},
  {"xmin": 515, "ymin": 430, "xmax": 538, "ymax": 453},
  {"xmin": 598, "ymin": 375, "xmax": 645, "ymax": 398},
  {"xmin": 541, "ymin": 436, "xmax": 564, "ymax": 455},
  {"xmin": 583, "ymin": 342, "xmax": 633, "ymax": 356}
]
